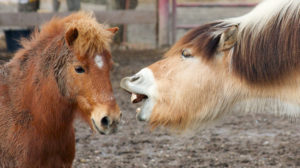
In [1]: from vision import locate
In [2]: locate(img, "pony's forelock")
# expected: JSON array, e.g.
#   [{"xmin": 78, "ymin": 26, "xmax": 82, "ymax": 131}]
[
  {"xmin": 18, "ymin": 12, "xmax": 113, "ymax": 61},
  {"xmin": 64, "ymin": 12, "xmax": 113, "ymax": 58}
]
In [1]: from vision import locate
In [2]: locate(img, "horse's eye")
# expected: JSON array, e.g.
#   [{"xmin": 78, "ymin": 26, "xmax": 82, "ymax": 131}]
[
  {"xmin": 181, "ymin": 49, "xmax": 193, "ymax": 58},
  {"xmin": 75, "ymin": 66, "xmax": 85, "ymax": 73}
]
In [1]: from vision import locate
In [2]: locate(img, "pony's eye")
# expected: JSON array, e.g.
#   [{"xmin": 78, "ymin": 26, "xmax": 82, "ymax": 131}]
[
  {"xmin": 181, "ymin": 49, "xmax": 193, "ymax": 58},
  {"xmin": 75, "ymin": 66, "xmax": 85, "ymax": 73}
]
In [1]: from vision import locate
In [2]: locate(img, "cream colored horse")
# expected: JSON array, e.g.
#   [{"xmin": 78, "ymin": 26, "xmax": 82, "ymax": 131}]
[{"xmin": 121, "ymin": 0, "xmax": 300, "ymax": 131}]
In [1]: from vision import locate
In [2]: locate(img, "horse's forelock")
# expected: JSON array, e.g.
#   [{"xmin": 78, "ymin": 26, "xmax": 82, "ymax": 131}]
[
  {"xmin": 64, "ymin": 12, "xmax": 113, "ymax": 59},
  {"xmin": 166, "ymin": 22, "xmax": 228, "ymax": 60},
  {"xmin": 18, "ymin": 12, "xmax": 113, "ymax": 65}
]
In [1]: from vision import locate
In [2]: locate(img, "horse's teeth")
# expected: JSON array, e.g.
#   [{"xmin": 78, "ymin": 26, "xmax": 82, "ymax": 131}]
[
  {"xmin": 136, "ymin": 107, "xmax": 141, "ymax": 113},
  {"xmin": 131, "ymin": 93, "xmax": 137, "ymax": 103}
]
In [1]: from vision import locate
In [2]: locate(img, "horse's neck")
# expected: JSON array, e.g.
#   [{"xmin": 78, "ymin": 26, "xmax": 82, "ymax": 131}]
[
  {"xmin": 233, "ymin": 75, "xmax": 300, "ymax": 118},
  {"xmin": 31, "ymin": 80, "xmax": 75, "ymax": 135},
  {"xmin": 31, "ymin": 88, "xmax": 75, "ymax": 135},
  {"xmin": 6, "ymin": 58, "xmax": 75, "ymax": 136}
]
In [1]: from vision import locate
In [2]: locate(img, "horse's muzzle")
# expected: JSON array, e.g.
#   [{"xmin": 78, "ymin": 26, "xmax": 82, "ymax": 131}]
[
  {"xmin": 90, "ymin": 105, "xmax": 121, "ymax": 135},
  {"xmin": 92, "ymin": 118, "xmax": 119, "ymax": 135}
]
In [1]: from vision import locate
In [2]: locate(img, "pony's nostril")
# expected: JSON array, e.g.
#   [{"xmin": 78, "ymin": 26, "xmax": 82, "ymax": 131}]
[
  {"xmin": 130, "ymin": 76, "xmax": 140, "ymax": 82},
  {"xmin": 101, "ymin": 116, "xmax": 110, "ymax": 127}
]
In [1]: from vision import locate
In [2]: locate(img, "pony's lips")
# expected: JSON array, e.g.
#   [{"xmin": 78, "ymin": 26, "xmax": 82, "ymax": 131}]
[
  {"xmin": 92, "ymin": 119, "xmax": 106, "ymax": 134},
  {"xmin": 91, "ymin": 119, "xmax": 118, "ymax": 135}
]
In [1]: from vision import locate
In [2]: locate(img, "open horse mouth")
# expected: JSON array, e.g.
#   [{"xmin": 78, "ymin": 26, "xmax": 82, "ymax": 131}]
[
  {"xmin": 120, "ymin": 68, "xmax": 157, "ymax": 121},
  {"xmin": 130, "ymin": 93, "xmax": 148, "ymax": 116},
  {"xmin": 123, "ymin": 90, "xmax": 151, "ymax": 121}
]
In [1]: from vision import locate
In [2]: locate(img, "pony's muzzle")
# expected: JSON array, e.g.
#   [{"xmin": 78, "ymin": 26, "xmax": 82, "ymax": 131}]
[
  {"xmin": 101, "ymin": 116, "xmax": 110, "ymax": 127},
  {"xmin": 91, "ymin": 105, "xmax": 121, "ymax": 135},
  {"xmin": 92, "ymin": 115, "xmax": 120, "ymax": 135},
  {"xmin": 100, "ymin": 115, "xmax": 119, "ymax": 132}
]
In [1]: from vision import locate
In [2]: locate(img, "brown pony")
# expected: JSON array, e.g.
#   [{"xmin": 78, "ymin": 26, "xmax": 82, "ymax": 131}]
[
  {"xmin": 0, "ymin": 12, "xmax": 121, "ymax": 167},
  {"xmin": 121, "ymin": 0, "xmax": 300, "ymax": 131}
]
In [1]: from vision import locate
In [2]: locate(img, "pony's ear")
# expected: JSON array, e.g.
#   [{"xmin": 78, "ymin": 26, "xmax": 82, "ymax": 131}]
[
  {"xmin": 65, "ymin": 28, "xmax": 79, "ymax": 47},
  {"xmin": 218, "ymin": 25, "xmax": 238, "ymax": 51},
  {"xmin": 107, "ymin": 27, "xmax": 119, "ymax": 34}
]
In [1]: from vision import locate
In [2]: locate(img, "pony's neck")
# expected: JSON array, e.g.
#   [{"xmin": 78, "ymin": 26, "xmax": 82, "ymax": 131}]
[
  {"xmin": 31, "ymin": 78, "xmax": 75, "ymax": 135},
  {"xmin": 7, "ymin": 57, "xmax": 75, "ymax": 136}
]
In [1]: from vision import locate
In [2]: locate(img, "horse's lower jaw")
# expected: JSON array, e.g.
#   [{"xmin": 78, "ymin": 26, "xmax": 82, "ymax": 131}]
[
  {"xmin": 136, "ymin": 107, "xmax": 145, "ymax": 121},
  {"xmin": 135, "ymin": 98, "xmax": 155, "ymax": 122},
  {"xmin": 120, "ymin": 81, "xmax": 155, "ymax": 122},
  {"xmin": 120, "ymin": 68, "xmax": 157, "ymax": 122}
]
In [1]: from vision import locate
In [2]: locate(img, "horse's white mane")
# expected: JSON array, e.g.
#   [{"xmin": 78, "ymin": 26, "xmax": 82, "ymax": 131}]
[
  {"xmin": 228, "ymin": 0, "xmax": 300, "ymax": 37},
  {"xmin": 209, "ymin": 0, "xmax": 300, "ymax": 83}
]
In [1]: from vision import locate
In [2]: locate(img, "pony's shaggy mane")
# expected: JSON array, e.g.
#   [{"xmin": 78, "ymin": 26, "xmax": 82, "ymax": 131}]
[
  {"xmin": 20, "ymin": 12, "xmax": 113, "ymax": 58},
  {"xmin": 173, "ymin": 0, "xmax": 300, "ymax": 84}
]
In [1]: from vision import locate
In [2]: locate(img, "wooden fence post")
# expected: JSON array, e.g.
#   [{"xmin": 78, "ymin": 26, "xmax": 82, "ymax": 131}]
[{"xmin": 157, "ymin": 0, "xmax": 169, "ymax": 47}]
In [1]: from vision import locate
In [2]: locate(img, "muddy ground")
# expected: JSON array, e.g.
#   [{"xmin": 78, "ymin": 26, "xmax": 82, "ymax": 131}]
[{"xmin": 71, "ymin": 50, "xmax": 299, "ymax": 168}]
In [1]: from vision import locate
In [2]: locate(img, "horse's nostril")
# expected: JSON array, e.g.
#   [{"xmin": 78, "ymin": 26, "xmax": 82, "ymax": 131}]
[
  {"xmin": 101, "ymin": 116, "xmax": 110, "ymax": 127},
  {"xmin": 130, "ymin": 76, "xmax": 140, "ymax": 82}
]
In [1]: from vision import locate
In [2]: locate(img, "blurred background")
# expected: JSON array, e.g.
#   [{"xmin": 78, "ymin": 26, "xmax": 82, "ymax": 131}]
[
  {"xmin": 0, "ymin": 1, "xmax": 300, "ymax": 168},
  {"xmin": 0, "ymin": 0, "xmax": 259, "ymax": 50}
]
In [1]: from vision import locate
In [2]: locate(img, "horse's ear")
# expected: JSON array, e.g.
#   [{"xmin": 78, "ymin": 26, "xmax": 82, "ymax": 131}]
[
  {"xmin": 65, "ymin": 28, "xmax": 78, "ymax": 47},
  {"xmin": 107, "ymin": 27, "xmax": 119, "ymax": 34},
  {"xmin": 218, "ymin": 25, "xmax": 238, "ymax": 51}
]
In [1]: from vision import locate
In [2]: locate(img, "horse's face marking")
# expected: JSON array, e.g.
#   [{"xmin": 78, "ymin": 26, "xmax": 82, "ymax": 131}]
[{"xmin": 94, "ymin": 55, "xmax": 103, "ymax": 69}]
